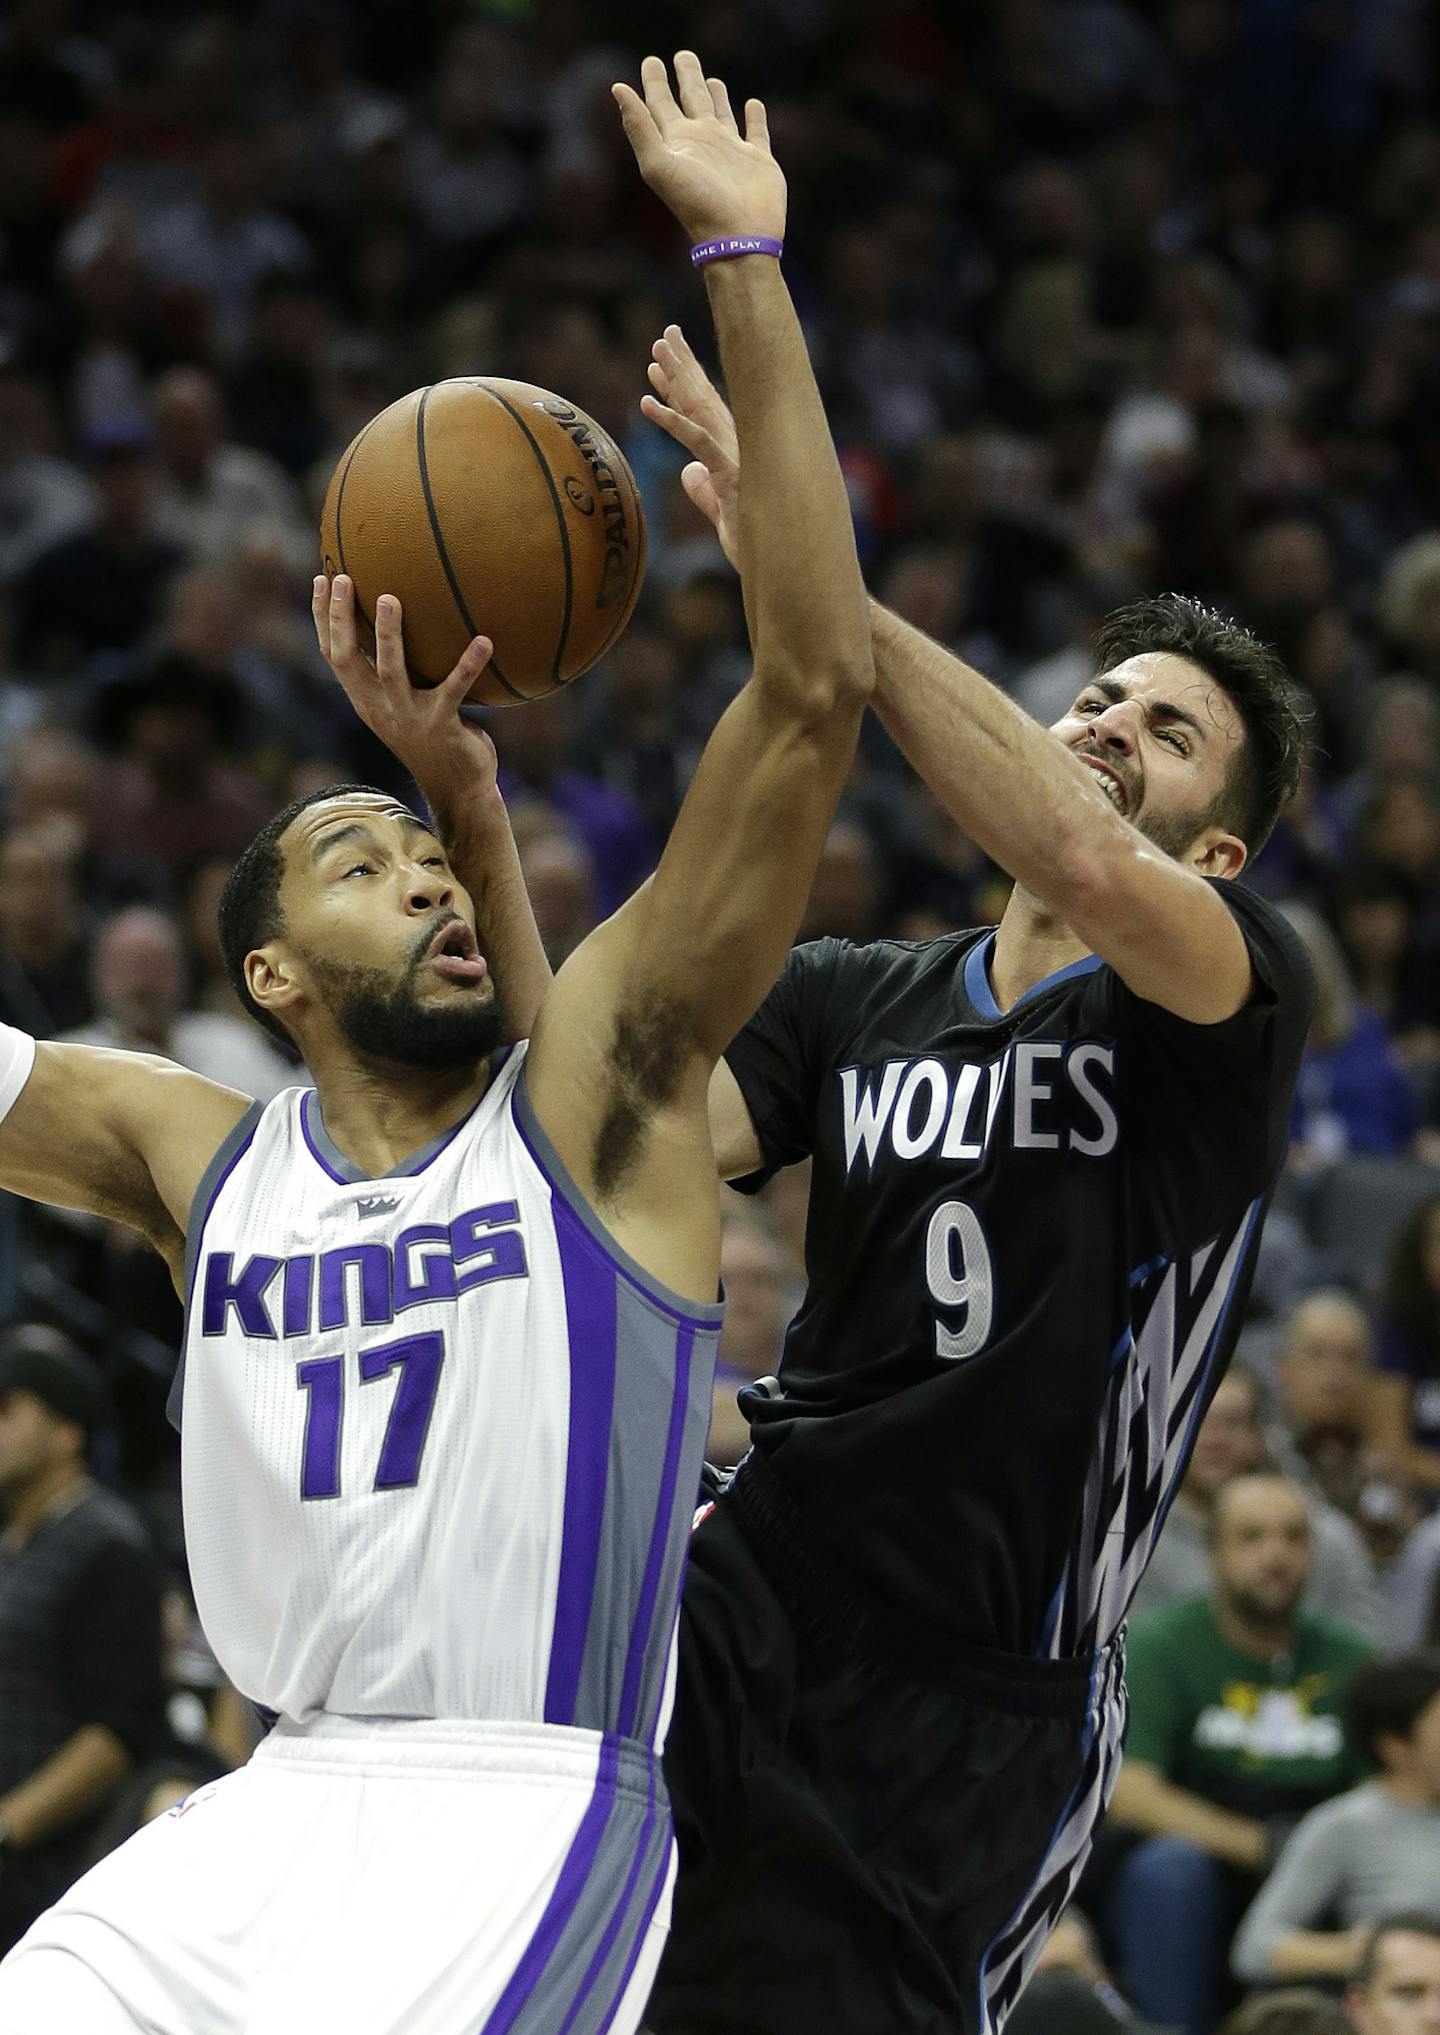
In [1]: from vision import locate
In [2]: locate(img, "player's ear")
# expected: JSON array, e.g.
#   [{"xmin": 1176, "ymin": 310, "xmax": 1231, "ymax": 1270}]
[
  {"xmin": 246, "ymin": 946, "xmax": 304, "ymax": 1023},
  {"xmin": 1191, "ymin": 827, "xmax": 1246, "ymax": 882}
]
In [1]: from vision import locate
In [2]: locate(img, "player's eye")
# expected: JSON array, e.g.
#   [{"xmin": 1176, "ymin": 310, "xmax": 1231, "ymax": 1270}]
[
  {"xmin": 1158, "ymin": 730, "xmax": 1189, "ymax": 753},
  {"xmin": 1076, "ymin": 698, "xmax": 1104, "ymax": 714},
  {"xmin": 421, "ymin": 856, "xmax": 447, "ymax": 870},
  {"xmin": 344, "ymin": 861, "xmax": 376, "ymax": 878}
]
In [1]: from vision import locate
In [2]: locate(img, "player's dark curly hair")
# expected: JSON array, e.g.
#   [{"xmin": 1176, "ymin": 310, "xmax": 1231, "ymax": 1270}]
[
  {"xmin": 218, "ymin": 784, "xmax": 386, "ymax": 1044},
  {"xmin": 1091, "ymin": 593, "xmax": 1309, "ymax": 855}
]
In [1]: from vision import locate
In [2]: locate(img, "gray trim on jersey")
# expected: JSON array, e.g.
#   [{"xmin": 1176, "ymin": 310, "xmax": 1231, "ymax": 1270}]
[
  {"xmin": 570, "ymin": 1283, "xmax": 716, "ymax": 1739},
  {"xmin": 169, "ymin": 1098, "xmax": 269, "ymax": 1431},
  {"xmin": 479, "ymin": 1740, "xmax": 673, "ymax": 2035},
  {"xmin": 552, "ymin": 1783, "xmax": 673, "ymax": 2035},
  {"xmin": 511, "ymin": 1066, "xmax": 723, "ymax": 1327},
  {"xmin": 298, "ymin": 1065, "xmax": 505, "ymax": 1185}
]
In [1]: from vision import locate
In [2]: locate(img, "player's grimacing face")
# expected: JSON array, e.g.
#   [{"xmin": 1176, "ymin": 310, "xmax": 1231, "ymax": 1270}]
[
  {"xmin": 270, "ymin": 796, "xmax": 503, "ymax": 1069},
  {"xmin": 1051, "ymin": 652, "xmax": 1247, "ymax": 862}
]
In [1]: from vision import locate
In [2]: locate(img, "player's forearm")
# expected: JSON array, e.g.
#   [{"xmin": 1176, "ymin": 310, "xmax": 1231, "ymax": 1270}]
[
  {"xmin": 1109, "ymin": 1764, "xmax": 1266, "ymax": 1870},
  {"xmin": 0, "ymin": 1724, "xmax": 131, "ymax": 1848},
  {"xmin": 703, "ymin": 259, "xmax": 871, "ymax": 710},
  {"xmin": 868, "ymin": 600, "xmax": 1126, "ymax": 904},
  {"xmin": 430, "ymin": 785, "xmax": 552, "ymax": 1043}
]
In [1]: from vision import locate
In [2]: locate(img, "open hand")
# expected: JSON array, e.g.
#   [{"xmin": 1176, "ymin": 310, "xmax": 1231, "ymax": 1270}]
[
  {"xmin": 612, "ymin": 53, "xmax": 785, "ymax": 245},
  {"xmin": 313, "ymin": 575, "xmax": 500, "ymax": 812},
  {"xmin": 641, "ymin": 324, "xmax": 741, "ymax": 570}
]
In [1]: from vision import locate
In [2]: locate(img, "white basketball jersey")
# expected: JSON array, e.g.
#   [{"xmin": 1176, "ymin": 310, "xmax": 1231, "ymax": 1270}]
[{"xmin": 172, "ymin": 1045, "xmax": 721, "ymax": 1740}]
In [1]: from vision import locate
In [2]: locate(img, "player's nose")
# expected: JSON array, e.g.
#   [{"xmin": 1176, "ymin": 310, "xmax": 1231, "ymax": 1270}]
[
  {"xmin": 1091, "ymin": 701, "xmax": 1142, "ymax": 752},
  {"xmin": 404, "ymin": 870, "xmax": 454, "ymax": 913}
]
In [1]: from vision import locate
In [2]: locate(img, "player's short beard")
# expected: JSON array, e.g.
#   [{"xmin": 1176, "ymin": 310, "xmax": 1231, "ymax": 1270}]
[
  {"xmin": 305, "ymin": 946, "xmax": 504, "ymax": 1071},
  {"xmin": 1135, "ymin": 789, "xmax": 1229, "ymax": 862}
]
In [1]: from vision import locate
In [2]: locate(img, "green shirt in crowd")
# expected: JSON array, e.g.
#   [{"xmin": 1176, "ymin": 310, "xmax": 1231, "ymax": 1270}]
[{"xmin": 1124, "ymin": 1594, "xmax": 1374, "ymax": 1821}]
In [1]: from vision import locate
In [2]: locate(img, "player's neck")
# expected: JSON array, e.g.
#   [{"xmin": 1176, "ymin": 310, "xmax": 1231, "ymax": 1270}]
[
  {"xmin": 308, "ymin": 1054, "xmax": 497, "ymax": 1179},
  {"xmin": 988, "ymin": 890, "xmax": 1093, "ymax": 1014}
]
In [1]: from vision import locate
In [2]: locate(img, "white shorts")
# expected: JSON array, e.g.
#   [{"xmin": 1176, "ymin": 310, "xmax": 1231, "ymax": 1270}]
[{"xmin": 0, "ymin": 1716, "xmax": 674, "ymax": 2035}]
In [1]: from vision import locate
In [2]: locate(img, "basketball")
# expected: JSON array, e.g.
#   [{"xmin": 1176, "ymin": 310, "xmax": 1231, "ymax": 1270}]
[{"xmin": 319, "ymin": 379, "xmax": 647, "ymax": 705}]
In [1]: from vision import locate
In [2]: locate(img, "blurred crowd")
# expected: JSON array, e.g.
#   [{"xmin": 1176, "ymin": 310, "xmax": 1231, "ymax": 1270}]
[{"xmin": 2, "ymin": 0, "xmax": 1440, "ymax": 2025}]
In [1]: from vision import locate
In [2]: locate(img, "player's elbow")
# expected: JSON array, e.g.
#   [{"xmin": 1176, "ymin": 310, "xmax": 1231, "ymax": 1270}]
[{"xmin": 752, "ymin": 645, "xmax": 875, "ymax": 726}]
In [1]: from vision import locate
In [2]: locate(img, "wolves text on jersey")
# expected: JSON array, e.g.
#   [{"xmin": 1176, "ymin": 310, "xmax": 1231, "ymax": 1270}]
[
  {"xmin": 838, "ymin": 1041, "xmax": 1118, "ymax": 1175},
  {"xmin": 199, "ymin": 1201, "xmax": 529, "ymax": 1341}
]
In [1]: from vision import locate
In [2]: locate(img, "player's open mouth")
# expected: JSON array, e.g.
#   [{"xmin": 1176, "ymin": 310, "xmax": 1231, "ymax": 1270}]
[
  {"xmin": 1082, "ymin": 758, "xmax": 1130, "ymax": 815},
  {"xmin": 425, "ymin": 920, "xmax": 489, "ymax": 984}
]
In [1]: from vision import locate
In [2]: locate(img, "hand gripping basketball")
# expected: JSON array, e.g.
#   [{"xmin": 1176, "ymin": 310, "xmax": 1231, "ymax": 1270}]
[
  {"xmin": 313, "ymin": 573, "xmax": 500, "ymax": 809},
  {"xmin": 612, "ymin": 53, "xmax": 786, "ymax": 244}
]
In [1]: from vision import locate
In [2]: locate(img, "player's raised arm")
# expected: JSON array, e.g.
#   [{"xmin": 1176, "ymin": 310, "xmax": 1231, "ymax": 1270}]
[
  {"xmin": 525, "ymin": 54, "xmax": 871, "ymax": 1219},
  {"xmin": 312, "ymin": 577, "xmax": 555, "ymax": 1044},
  {"xmin": 644, "ymin": 328, "xmax": 1305, "ymax": 1028}
]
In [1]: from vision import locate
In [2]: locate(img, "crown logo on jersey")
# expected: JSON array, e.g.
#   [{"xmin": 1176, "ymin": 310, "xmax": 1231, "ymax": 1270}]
[{"xmin": 354, "ymin": 1193, "xmax": 401, "ymax": 1219}]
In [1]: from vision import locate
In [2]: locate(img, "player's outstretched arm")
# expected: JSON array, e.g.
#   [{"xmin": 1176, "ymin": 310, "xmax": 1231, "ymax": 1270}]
[
  {"xmin": 645, "ymin": 329, "xmax": 1254, "ymax": 1027},
  {"xmin": 314, "ymin": 575, "xmax": 554, "ymax": 1043},
  {"xmin": 0, "ymin": 1038, "xmax": 251, "ymax": 1263},
  {"xmin": 525, "ymin": 55, "xmax": 871, "ymax": 1251}
]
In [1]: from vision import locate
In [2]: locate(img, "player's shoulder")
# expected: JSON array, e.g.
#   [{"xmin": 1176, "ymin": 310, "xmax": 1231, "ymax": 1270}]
[
  {"xmin": 789, "ymin": 927, "xmax": 990, "ymax": 995},
  {"xmin": 1203, "ymin": 878, "xmax": 1317, "ymax": 1003}
]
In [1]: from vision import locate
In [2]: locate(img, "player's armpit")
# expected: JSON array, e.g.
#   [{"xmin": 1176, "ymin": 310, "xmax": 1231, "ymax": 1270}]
[
  {"xmin": 0, "ymin": 1042, "xmax": 253, "ymax": 1246},
  {"xmin": 1058, "ymin": 838, "xmax": 1255, "ymax": 1024}
]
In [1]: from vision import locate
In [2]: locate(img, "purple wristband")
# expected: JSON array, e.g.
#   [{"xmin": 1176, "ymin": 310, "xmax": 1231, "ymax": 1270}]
[{"xmin": 691, "ymin": 235, "xmax": 784, "ymax": 267}]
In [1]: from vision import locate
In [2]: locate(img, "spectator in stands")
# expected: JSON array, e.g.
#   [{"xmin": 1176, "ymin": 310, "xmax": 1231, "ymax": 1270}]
[
  {"xmin": 1232, "ymin": 1655, "xmax": 1440, "ymax": 1984},
  {"xmin": 510, "ymin": 802, "xmax": 599, "ymax": 971},
  {"xmin": 0, "ymin": 1325, "xmax": 166, "ymax": 1954},
  {"xmin": 495, "ymin": 688, "xmax": 655, "ymax": 917},
  {"xmin": 1284, "ymin": 905, "xmax": 1423, "ymax": 1166},
  {"xmin": 1331, "ymin": 864, "xmax": 1440, "ymax": 1086},
  {"xmin": 1346, "ymin": 1915, "xmax": 1440, "ymax": 2035},
  {"xmin": 1271, "ymin": 1290, "xmax": 1378, "ymax": 1515},
  {"xmin": 13, "ymin": 424, "xmax": 185, "ymax": 675},
  {"xmin": 1107, "ymin": 1472, "xmax": 1374, "ymax": 2035},
  {"xmin": 708, "ymin": 1209, "xmax": 792, "ymax": 1469},
  {"xmin": 1369, "ymin": 1194, "xmax": 1440, "ymax": 1497},
  {"xmin": 148, "ymin": 366, "xmax": 307, "ymax": 570},
  {"xmin": 61, "ymin": 905, "xmax": 295, "ymax": 1099},
  {"xmin": 0, "ymin": 823, "xmax": 92, "ymax": 1036},
  {"xmin": 1133, "ymin": 1365, "xmax": 1381, "ymax": 1640},
  {"xmin": 95, "ymin": 656, "xmax": 274, "ymax": 879},
  {"xmin": 1219, "ymin": 1997, "xmax": 1353, "ymax": 2035}
]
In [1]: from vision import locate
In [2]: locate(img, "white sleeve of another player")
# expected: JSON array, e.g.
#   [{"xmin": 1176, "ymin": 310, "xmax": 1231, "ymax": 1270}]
[{"xmin": 0, "ymin": 1025, "xmax": 37, "ymax": 1123}]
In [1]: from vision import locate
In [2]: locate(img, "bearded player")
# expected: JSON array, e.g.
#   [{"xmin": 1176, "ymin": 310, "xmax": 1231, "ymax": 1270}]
[{"xmin": 0, "ymin": 57, "xmax": 872, "ymax": 2035}]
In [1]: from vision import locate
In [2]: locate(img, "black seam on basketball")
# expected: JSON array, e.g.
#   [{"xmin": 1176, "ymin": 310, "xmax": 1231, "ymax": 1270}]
[
  {"xmin": 583, "ymin": 453, "xmax": 645, "ymax": 674},
  {"xmin": 414, "ymin": 385, "xmax": 526, "ymax": 703},
  {"xmin": 332, "ymin": 412, "xmax": 379, "ymax": 580},
  {"xmin": 479, "ymin": 386, "xmax": 574, "ymax": 689}
]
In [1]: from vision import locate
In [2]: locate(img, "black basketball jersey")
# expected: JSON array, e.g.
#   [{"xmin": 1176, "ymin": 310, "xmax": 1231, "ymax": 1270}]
[{"xmin": 724, "ymin": 880, "xmax": 1316, "ymax": 1661}]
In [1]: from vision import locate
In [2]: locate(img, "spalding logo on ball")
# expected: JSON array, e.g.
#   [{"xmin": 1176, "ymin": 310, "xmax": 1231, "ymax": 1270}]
[{"xmin": 319, "ymin": 379, "xmax": 648, "ymax": 706}]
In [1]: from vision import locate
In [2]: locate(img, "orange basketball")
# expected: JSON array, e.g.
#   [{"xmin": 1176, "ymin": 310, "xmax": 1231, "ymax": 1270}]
[{"xmin": 319, "ymin": 379, "xmax": 647, "ymax": 704}]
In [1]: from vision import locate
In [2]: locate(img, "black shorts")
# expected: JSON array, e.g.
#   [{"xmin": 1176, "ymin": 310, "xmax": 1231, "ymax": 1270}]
[{"xmin": 649, "ymin": 1454, "xmax": 1127, "ymax": 2035}]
